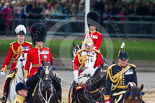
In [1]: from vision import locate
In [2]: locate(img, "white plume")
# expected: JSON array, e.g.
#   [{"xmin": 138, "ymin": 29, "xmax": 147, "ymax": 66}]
[{"xmin": 15, "ymin": 25, "xmax": 26, "ymax": 35}]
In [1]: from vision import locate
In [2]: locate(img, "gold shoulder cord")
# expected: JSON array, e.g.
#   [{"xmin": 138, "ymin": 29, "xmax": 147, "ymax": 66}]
[
  {"xmin": 11, "ymin": 44, "xmax": 22, "ymax": 62},
  {"xmin": 78, "ymin": 53, "xmax": 87, "ymax": 69},
  {"xmin": 93, "ymin": 48, "xmax": 100, "ymax": 53},
  {"xmin": 106, "ymin": 65, "xmax": 131, "ymax": 91}
]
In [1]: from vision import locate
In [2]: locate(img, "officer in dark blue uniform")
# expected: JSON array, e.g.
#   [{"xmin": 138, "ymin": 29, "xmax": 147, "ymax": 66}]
[{"xmin": 104, "ymin": 51, "xmax": 137, "ymax": 103}]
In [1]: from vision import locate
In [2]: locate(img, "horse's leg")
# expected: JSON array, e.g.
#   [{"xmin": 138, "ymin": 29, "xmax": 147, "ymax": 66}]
[{"xmin": 2, "ymin": 78, "xmax": 12, "ymax": 102}]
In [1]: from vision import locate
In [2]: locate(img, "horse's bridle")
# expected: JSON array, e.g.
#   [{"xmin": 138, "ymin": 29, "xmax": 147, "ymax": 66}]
[
  {"xmin": 82, "ymin": 73, "xmax": 105, "ymax": 102},
  {"xmin": 38, "ymin": 66, "xmax": 54, "ymax": 103},
  {"xmin": 73, "ymin": 45, "xmax": 81, "ymax": 57},
  {"xmin": 83, "ymin": 85, "xmax": 104, "ymax": 102},
  {"xmin": 38, "ymin": 78, "xmax": 53, "ymax": 103}
]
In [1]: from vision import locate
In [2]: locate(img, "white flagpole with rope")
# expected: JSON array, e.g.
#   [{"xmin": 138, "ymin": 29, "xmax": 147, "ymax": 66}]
[
  {"xmin": 82, "ymin": 0, "xmax": 90, "ymax": 49},
  {"xmin": 85, "ymin": 0, "xmax": 90, "ymax": 32}
]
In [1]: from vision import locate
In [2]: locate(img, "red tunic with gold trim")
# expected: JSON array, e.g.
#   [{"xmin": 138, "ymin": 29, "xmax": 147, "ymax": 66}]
[
  {"xmin": 84, "ymin": 31, "xmax": 102, "ymax": 50},
  {"xmin": 73, "ymin": 49, "xmax": 103, "ymax": 75},
  {"xmin": 25, "ymin": 46, "xmax": 54, "ymax": 78},
  {"xmin": 1, "ymin": 41, "xmax": 32, "ymax": 72}
]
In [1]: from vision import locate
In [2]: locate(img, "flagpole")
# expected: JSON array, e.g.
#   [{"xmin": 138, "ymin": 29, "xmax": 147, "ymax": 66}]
[{"xmin": 85, "ymin": 0, "xmax": 90, "ymax": 32}]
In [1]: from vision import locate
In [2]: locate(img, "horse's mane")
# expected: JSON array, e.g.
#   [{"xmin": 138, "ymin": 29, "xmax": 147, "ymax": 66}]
[{"xmin": 125, "ymin": 86, "xmax": 139, "ymax": 100}]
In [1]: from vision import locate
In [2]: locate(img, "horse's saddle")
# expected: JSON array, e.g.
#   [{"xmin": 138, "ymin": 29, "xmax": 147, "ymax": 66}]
[{"xmin": 6, "ymin": 68, "xmax": 17, "ymax": 79}]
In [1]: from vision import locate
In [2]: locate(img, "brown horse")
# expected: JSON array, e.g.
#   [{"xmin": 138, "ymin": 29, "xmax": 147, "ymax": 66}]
[{"xmin": 124, "ymin": 84, "xmax": 145, "ymax": 103}]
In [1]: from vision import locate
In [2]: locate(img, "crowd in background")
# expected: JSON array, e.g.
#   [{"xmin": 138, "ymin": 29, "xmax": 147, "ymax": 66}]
[
  {"xmin": 0, "ymin": 0, "xmax": 155, "ymax": 18},
  {"xmin": 0, "ymin": 0, "xmax": 155, "ymax": 35}
]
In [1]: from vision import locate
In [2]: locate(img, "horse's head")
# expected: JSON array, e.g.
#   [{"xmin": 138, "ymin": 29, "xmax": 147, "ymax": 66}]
[
  {"xmin": 85, "ymin": 64, "xmax": 107, "ymax": 90},
  {"xmin": 125, "ymin": 84, "xmax": 145, "ymax": 103},
  {"xmin": 72, "ymin": 42, "xmax": 81, "ymax": 59},
  {"xmin": 40, "ymin": 59, "xmax": 53, "ymax": 90},
  {"xmin": 91, "ymin": 64, "xmax": 107, "ymax": 86}
]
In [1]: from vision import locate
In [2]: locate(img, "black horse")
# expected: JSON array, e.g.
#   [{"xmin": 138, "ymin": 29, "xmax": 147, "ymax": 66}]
[
  {"xmin": 32, "ymin": 60, "xmax": 58, "ymax": 103},
  {"xmin": 69, "ymin": 64, "xmax": 108, "ymax": 103}
]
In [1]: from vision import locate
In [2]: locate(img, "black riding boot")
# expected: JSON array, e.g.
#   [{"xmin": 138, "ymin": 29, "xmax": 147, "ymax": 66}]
[
  {"xmin": 52, "ymin": 76, "xmax": 62, "ymax": 103},
  {"xmin": 72, "ymin": 81, "xmax": 78, "ymax": 103},
  {"xmin": 0, "ymin": 78, "xmax": 11, "ymax": 103}
]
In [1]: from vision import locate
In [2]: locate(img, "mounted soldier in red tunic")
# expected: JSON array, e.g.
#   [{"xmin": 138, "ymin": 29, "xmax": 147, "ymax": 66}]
[
  {"xmin": 24, "ymin": 22, "xmax": 62, "ymax": 103},
  {"xmin": 0, "ymin": 25, "xmax": 32, "ymax": 103}
]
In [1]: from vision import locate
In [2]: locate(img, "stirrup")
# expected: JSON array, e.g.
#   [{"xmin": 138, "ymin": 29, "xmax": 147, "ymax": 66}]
[{"xmin": 0, "ymin": 96, "xmax": 6, "ymax": 103}]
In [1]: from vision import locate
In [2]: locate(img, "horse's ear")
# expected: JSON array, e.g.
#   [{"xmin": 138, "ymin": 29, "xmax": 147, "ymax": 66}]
[
  {"xmin": 93, "ymin": 66, "xmax": 101, "ymax": 77},
  {"xmin": 128, "ymin": 84, "xmax": 132, "ymax": 91},
  {"xmin": 139, "ymin": 84, "xmax": 144, "ymax": 92},
  {"xmin": 102, "ymin": 64, "xmax": 109, "ymax": 70},
  {"xmin": 79, "ymin": 44, "xmax": 82, "ymax": 49},
  {"xmin": 100, "ymin": 62, "xmax": 103, "ymax": 68},
  {"xmin": 42, "ymin": 58, "xmax": 45, "ymax": 66},
  {"xmin": 22, "ymin": 52, "xmax": 25, "ymax": 58},
  {"xmin": 73, "ymin": 42, "xmax": 76, "ymax": 47},
  {"xmin": 50, "ymin": 58, "xmax": 53, "ymax": 65}
]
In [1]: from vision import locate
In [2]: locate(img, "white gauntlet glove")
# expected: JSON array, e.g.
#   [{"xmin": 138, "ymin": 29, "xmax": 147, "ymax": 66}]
[
  {"xmin": 1, "ymin": 72, "xmax": 5, "ymax": 77},
  {"xmin": 73, "ymin": 70, "xmax": 79, "ymax": 83},
  {"xmin": 24, "ymin": 78, "xmax": 28, "ymax": 82}
]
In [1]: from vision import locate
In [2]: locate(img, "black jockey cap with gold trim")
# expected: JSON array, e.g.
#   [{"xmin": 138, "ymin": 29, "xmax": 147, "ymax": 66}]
[
  {"xmin": 87, "ymin": 11, "xmax": 101, "ymax": 31},
  {"xmin": 118, "ymin": 51, "xmax": 129, "ymax": 60},
  {"xmin": 30, "ymin": 22, "xmax": 47, "ymax": 45}
]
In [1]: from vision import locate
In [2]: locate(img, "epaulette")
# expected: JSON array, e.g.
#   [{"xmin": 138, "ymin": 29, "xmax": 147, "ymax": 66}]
[
  {"xmin": 10, "ymin": 41, "xmax": 17, "ymax": 45},
  {"xmin": 25, "ymin": 41, "xmax": 32, "ymax": 45},
  {"xmin": 106, "ymin": 64, "xmax": 117, "ymax": 79},
  {"xmin": 128, "ymin": 63, "xmax": 136, "ymax": 68},
  {"xmin": 107, "ymin": 64, "xmax": 117, "ymax": 70},
  {"xmin": 76, "ymin": 49, "xmax": 85, "ymax": 55},
  {"xmin": 97, "ymin": 31, "xmax": 102, "ymax": 35},
  {"xmin": 93, "ymin": 48, "xmax": 100, "ymax": 53}
]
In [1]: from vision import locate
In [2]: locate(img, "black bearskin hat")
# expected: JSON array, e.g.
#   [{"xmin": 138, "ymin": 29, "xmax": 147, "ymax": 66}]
[
  {"xmin": 87, "ymin": 11, "xmax": 101, "ymax": 30},
  {"xmin": 30, "ymin": 22, "xmax": 47, "ymax": 45}
]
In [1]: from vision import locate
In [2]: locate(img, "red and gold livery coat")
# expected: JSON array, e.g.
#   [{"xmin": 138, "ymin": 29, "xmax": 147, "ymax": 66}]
[
  {"xmin": 1, "ymin": 41, "xmax": 32, "ymax": 72},
  {"xmin": 25, "ymin": 46, "xmax": 54, "ymax": 78},
  {"xmin": 73, "ymin": 49, "xmax": 103, "ymax": 75}
]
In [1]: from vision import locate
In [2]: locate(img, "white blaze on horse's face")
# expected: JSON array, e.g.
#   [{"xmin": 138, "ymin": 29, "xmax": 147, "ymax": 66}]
[
  {"xmin": 45, "ymin": 66, "xmax": 49, "ymax": 74},
  {"xmin": 45, "ymin": 66, "xmax": 49, "ymax": 80}
]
